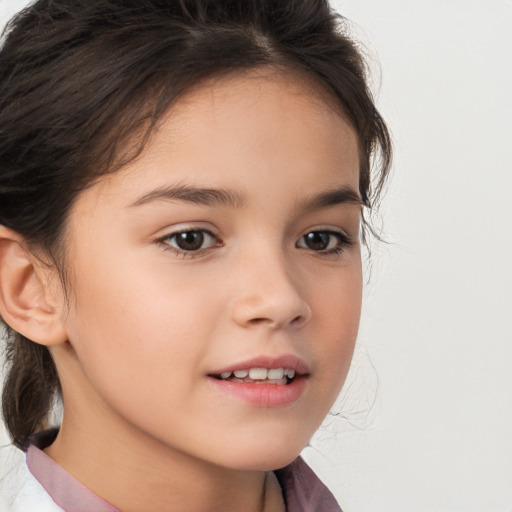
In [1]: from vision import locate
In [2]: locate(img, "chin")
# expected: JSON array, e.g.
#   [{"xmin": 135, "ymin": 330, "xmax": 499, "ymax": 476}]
[{"xmin": 214, "ymin": 435, "xmax": 308, "ymax": 472}]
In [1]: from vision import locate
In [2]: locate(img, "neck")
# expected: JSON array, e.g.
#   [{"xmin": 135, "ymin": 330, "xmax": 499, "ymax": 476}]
[{"xmin": 45, "ymin": 401, "xmax": 278, "ymax": 512}]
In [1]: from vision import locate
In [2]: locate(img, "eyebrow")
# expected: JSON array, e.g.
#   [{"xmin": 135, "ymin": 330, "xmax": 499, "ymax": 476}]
[
  {"xmin": 297, "ymin": 186, "xmax": 363, "ymax": 211},
  {"xmin": 129, "ymin": 183, "xmax": 362, "ymax": 210},
  {"xmin": 129, "ymin": 184, "xmax": 247, "ymax": 209}
]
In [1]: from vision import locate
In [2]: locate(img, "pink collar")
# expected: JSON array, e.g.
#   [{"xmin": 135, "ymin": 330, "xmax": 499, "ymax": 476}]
[{"xmin": 27, "ymin": 444, "xmax": 119, "ymax": 511}]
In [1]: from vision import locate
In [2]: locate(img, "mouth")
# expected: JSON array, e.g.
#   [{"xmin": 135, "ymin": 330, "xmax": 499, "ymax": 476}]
[
  {"xmin": 207, "ymin": 355, "xmax": 310, "ymax": 407},
  {"xmin": 210, "ymin": 367, "xmax": 298, "ymax": 385}
]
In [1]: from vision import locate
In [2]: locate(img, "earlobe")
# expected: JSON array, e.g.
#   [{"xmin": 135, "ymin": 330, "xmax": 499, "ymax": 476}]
[{"xmin": 0, "ymin": 226, "xmax": 67, "ymax": 346}]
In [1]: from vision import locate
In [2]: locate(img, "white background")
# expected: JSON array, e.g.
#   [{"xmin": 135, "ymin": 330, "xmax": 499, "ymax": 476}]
[{"xmin": 1, "ymin": 1, "xmax": 511, "ymax": 511}]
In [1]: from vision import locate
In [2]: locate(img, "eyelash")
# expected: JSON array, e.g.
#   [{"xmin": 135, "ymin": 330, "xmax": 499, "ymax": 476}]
[{"xmin": 158, "ymin": 228, "xmax": 354, "ymax": 258}]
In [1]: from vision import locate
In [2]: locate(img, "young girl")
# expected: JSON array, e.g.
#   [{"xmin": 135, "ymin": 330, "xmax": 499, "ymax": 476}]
[{"xmin": 0, "ymin": 0, "xmax": 391, "ymax": 510}]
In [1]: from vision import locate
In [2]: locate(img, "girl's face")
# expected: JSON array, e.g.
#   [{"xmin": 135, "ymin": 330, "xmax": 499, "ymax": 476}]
[{"xmin": 55, "ymin": 70, "xmax": 362, "ymax": 471}]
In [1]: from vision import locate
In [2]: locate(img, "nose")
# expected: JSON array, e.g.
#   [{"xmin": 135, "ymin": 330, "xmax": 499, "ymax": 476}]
[{"xmin": 230, "ymin": 248, "xmax": 312, "ymax": 331}]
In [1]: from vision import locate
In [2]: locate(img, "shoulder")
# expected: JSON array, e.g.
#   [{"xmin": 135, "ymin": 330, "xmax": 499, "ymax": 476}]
[
  {"xmin": 275, "ymin": 456, "xmax": 343, "ymax": 512},
  {"xmin": 0, "ymin": 443, "xmax": 64, "ymax": 512}
]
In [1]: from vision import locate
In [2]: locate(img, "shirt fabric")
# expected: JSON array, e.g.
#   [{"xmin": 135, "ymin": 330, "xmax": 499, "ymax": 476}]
[{"xmin": 0, "ymin": 431, "xmax": 342, "ymax": 512}]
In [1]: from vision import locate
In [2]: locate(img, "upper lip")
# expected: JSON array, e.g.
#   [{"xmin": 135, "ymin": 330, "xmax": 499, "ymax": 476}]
[{"xmin": 209, "ymin": 354, "xmax": 310, "ymax": 376}]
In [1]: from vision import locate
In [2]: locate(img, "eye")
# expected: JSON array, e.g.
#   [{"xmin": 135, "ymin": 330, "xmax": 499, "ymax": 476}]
[
  {"xmin": 296, "ymin": 230, "xmax": 352, "ymax": 254},
  {"xmin": 160, "ymin": 229, "xmax": 220, "ymax": 253}
]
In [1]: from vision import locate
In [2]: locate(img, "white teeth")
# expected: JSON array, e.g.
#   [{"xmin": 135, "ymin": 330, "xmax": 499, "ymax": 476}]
[
  {"xmin": 248, "ymin": 368, "xmax": 268, "ymax": 380},
  {"xmin": 267, "ymin": 368, "xmax": 284, "ymax": 379},
  {"xmin": 218, "ymin": 368, "xmax": 297, "ymax": 381}
]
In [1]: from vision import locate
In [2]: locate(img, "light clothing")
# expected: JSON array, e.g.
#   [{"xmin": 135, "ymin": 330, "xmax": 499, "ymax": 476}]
[{"xmin": 0, "ymin": 444, "xmax": 62, "ymax": 512}]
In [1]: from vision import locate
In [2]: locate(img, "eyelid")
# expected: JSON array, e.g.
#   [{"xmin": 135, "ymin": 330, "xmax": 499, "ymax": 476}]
[
  {"xmin": 154, "ymin": 221, "xmax": 219, "ymax": 241},
  {"xmin": 299, "ymin": 226, "xmax": 353, "ymax": 241}
]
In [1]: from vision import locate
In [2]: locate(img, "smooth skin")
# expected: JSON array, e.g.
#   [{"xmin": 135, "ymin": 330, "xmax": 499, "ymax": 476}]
[{"xmin": 0, "ymin": 69, "xmax": 362, "ymax": 512}]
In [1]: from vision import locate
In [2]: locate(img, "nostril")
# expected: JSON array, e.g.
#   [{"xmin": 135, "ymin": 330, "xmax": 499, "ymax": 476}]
[
  {"xmin": 247, "ymin": 317, "xmax": 269, "ymax": 325},
  {"xmin": 290, "ymin": 314, "xmax": 306, "ymax": 327},
  {"xmin": 247, "ymin": 314, "xmax": 306, "ymax": 328}
]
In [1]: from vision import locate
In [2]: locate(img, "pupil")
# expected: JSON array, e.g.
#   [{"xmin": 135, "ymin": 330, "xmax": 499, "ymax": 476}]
[
  {"xmin": 176, "ymin": 231, "xmax": 204, "ymax": 251},
  {"xmin": 305, "ymin": 232, "xmax": 329, "ymax": 251}
]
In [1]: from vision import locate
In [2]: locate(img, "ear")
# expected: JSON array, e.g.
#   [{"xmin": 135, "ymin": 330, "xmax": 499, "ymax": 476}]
[{"xmin": 0, "ymin": 226, "xmax": 67, "ymax": 346}]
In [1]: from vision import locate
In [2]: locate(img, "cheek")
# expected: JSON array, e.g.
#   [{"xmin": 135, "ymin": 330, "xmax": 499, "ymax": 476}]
[
  {"xmin": 62, "ymin": 256, "xmax": 222, "ymax": 402},
  {"xmin": 310, "ymin": 263, "xmax": 362, "ymax": 390}
]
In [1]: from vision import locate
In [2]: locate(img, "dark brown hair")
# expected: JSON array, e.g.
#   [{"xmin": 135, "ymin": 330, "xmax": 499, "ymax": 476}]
[{"xmin": 0, "ymin": 0, "xmax": 391, "ymax": 451}]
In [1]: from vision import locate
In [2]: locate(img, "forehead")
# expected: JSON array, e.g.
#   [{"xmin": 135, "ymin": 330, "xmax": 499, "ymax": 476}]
[
  {"xmin": 165, "ymin": 67, "xmax": 354, "ymax": 145},
  {"xmin": 174, "ymin": 66, "xmax": 349, "ymax": 120},
  {"xmin": 75, "ymin": 69, "xmax": 359, "ymax": 212}
]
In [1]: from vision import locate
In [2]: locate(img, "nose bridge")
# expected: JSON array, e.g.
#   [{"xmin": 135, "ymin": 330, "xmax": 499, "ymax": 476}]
[{"xmin": 230, "ymin": 237, "xmax": 311, "ymax": 330}]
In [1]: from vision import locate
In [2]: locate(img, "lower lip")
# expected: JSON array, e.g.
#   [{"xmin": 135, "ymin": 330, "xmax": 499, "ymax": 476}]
[{"xmin": 208, "ymin": 376, "xmax": 308, "ymax": 407}]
